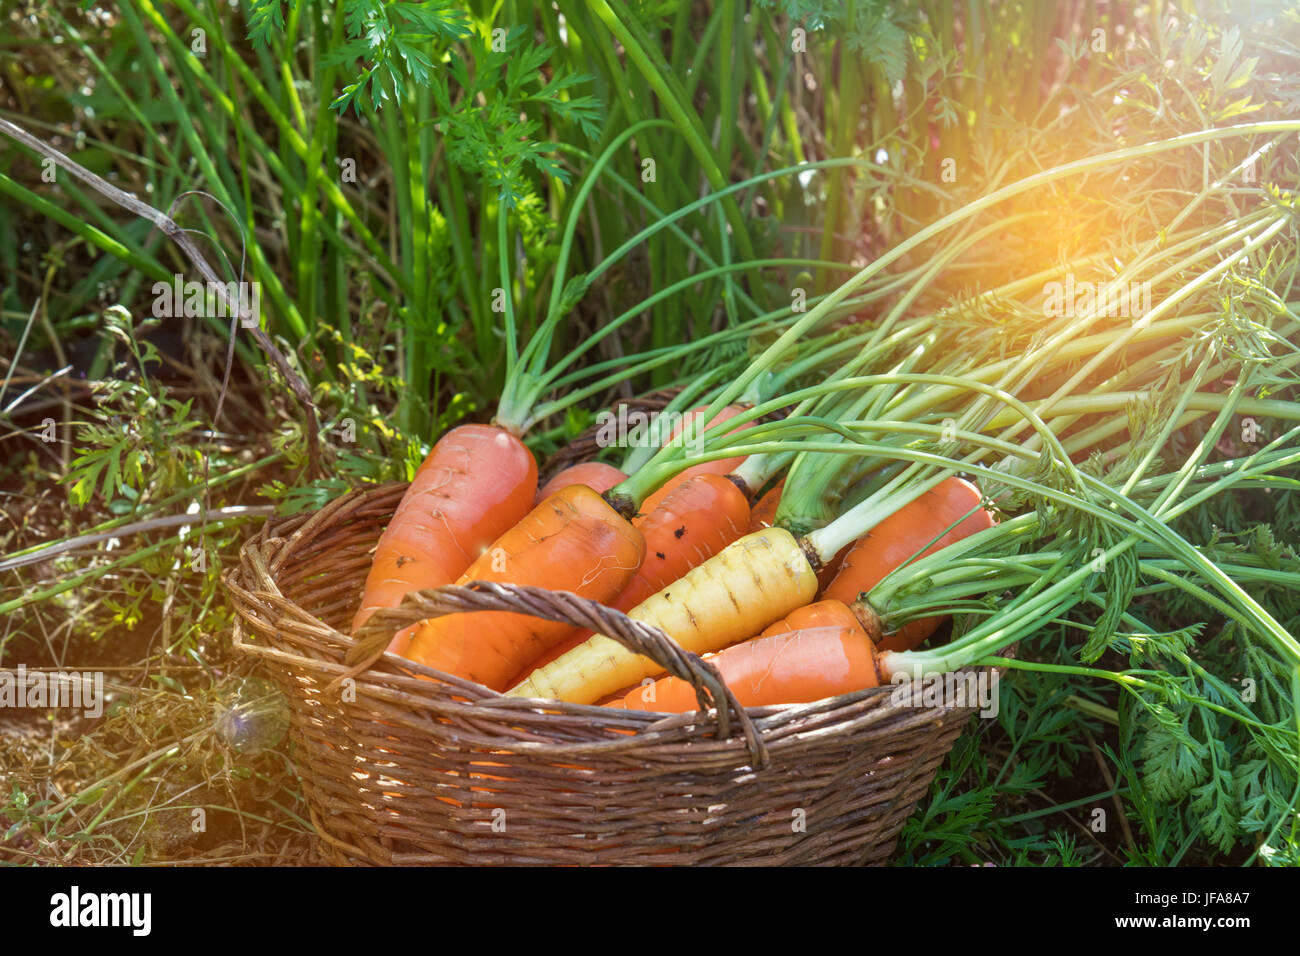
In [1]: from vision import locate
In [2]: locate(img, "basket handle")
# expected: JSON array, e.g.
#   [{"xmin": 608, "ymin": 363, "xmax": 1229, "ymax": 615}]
[{"xmin": 343, "ymin": 581, "xmax": 768, "ymax": 766}]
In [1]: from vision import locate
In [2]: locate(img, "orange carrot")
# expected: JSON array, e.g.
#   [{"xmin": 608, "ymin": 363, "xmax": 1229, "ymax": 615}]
[
  {"xmin": 638, "ymin": 405, "xmax": 755, "ymax": 516},
  {"xmin": 815, "ymin": 543, "xmax": 853, "ymax": 595},
  {"xmin": 756, "ymin": 598, "xmax": 862, "ymax": 638},
  {"xmin": 746, "ymin": 479, "xmax": 785, "ymax": 532},
  {"xmin": 823, "ymin": 477, "xmax": 995, "ymax": 652},
  {"xmin": 608, "ymin": 600, "xmax": 880, "ymax": 712},
  {"xmin": 403, "ymin": 484, "xmax": 645, "ymax": 690},
  {"xmin": 352, "ymin": 424, "xmax": 537, "ymax": 655},
  {"xmin": 511, "ymin": 473, "xmax": 750, "ymax": 682},
  {"xmin": 537, "ymin": 461, "xmax": 627, "ymax": 503}
]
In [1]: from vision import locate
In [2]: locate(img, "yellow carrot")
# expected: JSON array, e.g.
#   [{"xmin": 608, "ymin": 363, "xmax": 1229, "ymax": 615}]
[{"xmin": 506, "ymin": 527, "xmax": 818, "ymax": 705}]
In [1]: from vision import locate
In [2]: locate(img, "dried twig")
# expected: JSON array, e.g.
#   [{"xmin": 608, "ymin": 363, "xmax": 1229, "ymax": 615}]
[
  {"xmin": 1082, "ymin": 727, "xmax": 1137, "ymax": 855},
  {"xmin": 0, "ymin": 506, "xmax": 275, "ymax": 573}
]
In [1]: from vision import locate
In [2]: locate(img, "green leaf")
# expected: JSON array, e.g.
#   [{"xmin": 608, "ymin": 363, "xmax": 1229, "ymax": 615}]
[
  {"xmin": 1208, "ymin": 26, "xmax": 1242, "ymax": 99},
  {"xmin": 391, "ymin": 1, "xmax": 472, "ymax": 39},
  {"xmin": 75, "ymin": 785, "xmax": 110, "ymax": 806},
  {"xmin": 344, "ymin": 0, "xmax": 386, "ymax": 38},
  {"xmin": 321, "ymin": 36, "xmax": 378, "ymax": 70},
  {"xmin": 753, "ymin": 0, "xmax": 841, "ymax": 32},
  {"xmin": 245, "ymin": 0, "xmax": 285, "ymax": 47},
  {"xmin": 392, "ymin": 35, "xmax": 436, "ymax": 88},
  {"xmin": 847, "ymin": 8, "xmax": 910, "ymax": 89},
  {"xmin": 1189, "ymin": 739, "xmax": 1238, "ymax": 852},
  {"xmin": 1139, "ymin": 709, "xmax": 1207, "ymax": 802},
  {"xmin": 1180, "ymin": 19, "xmax": 1209, "ymax": 73}
]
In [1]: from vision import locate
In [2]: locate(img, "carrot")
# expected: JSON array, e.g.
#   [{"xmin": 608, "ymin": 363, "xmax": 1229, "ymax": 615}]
[
  {"xmin": 510, "ymin": 472, "xmax": 751, "ymax": 682},
  {"xmin": 506, "ymin": 527, "xmax": 818, "ymax": 705},
  {"xmin": 746, "ymin": 479, "xmax": 785, "ymax": 532},
  {"xmin": 403, "ymin": 484, "xmax": 645, "ymax": 691},
  {"xmin": 637, "ymin": 405, "xmax": 755, "ymax": 516},
  {"xmin": 608, "ymin": 601, "xmax": 881, "ymax": 713},
  {"xmin": 627, "ymin": 473, "xmax": 750, "ymax": 604},
  {"xmin": 757, "ymin": 598, "xmax": 863, "ymax": 638},
  {"xmin": 537, "ymin": 461, "xmax": 627, "ymax": 503},
  {"xmin": 815, "ymin": 543, "xmax": 852, "ymax": 595},
  {"xmin": 743, "ymin": 479, "xmax": 846, "ymax": 590},
  {"xmin": 822, "ymin": 476, "xmax": 995, "ymax": 652},
  {"xmin": 509, "ymin": 472, "xmax": 998, "ymax": 705},
  {"xmin": 351, "ymin": 424, "xmax": 537, "ymax": 655}
]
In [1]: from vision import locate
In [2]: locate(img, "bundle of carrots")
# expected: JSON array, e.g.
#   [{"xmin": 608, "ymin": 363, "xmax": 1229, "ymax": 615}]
[{"xmin": 349, "ymin": 383, "xmax": 998, "ymax": 713}]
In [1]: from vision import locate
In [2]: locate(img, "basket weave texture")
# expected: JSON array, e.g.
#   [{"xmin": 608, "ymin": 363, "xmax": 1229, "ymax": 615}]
[{"xmin": 223, "ymin": 399, "xmax": 997, "ymax": 865}]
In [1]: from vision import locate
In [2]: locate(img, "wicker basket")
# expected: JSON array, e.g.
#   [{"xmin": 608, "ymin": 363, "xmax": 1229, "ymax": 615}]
[{"xmin": 222, "ymin": 399, "xmax": 998, "ymax": 865}]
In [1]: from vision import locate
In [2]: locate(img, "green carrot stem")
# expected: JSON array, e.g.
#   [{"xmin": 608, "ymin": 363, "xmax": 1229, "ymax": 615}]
[{"xmin": 497, "ymin": 204, "xmax": 518, "ymax": 390}]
